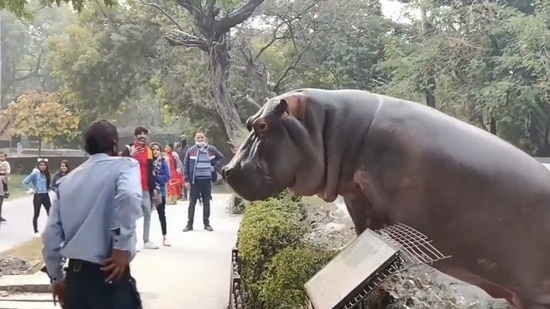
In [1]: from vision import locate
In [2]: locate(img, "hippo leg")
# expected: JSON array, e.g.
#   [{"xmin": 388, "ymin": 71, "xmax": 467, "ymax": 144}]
[
  {"xmin": 342, "ymin": 191, "xmax": 386, "ymax": 235},
  {"xmin": 440, "ymin": 266, "xmax": 524, "ymax": 308}
]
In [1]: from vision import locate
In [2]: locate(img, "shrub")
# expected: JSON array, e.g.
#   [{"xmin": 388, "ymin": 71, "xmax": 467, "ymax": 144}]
[
  {"xmin": 238, "ymin": 192, "xmax": 308, "ymax": 308},
  {"xmin": 259, "ymin": 246, "xmax": 336, "ymax": 309}
]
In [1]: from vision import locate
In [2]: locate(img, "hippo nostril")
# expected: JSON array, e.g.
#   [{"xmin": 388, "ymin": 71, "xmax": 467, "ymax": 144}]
[{"xmin": 222, "ymin": 166, "xmax": 234, "ymax": 180}]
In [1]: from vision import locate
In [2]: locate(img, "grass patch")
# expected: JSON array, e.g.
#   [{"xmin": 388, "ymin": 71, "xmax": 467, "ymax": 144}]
[
  {"xmin": 0, "ymin": 237, "xmax": 44, "ymax": 274},
  {"xmin": 7, "ymin": 174, "xmax": 27, "ymax": 199}
]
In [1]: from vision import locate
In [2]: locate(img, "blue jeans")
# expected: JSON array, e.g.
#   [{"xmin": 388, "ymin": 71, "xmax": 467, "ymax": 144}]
[{"xmin": 141, "ymin": 191, "xmax": 152, "ymax": 243}]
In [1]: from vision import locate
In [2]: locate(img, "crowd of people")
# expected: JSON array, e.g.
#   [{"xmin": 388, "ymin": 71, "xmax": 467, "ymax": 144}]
[
  {"xmin": 30, "ymin": 120, "xmax": 226, "ymax": 308},
  {"xmin": 0, "ymin": 125, "xmax": 225, "ymax": 243}
]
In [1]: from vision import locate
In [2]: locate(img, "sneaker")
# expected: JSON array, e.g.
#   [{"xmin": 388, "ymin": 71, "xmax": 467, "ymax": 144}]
[
  {"xmin": 0, "ymin": 217, "xmax": 6, "ymax": 222},
  {"xmin": 162, "ymin": 238, "xmax": 171, "ymax": 247},
  {"xmin": 143, "ymin": 242, "xmax": 159, "ymax": 250},
  {"xmin": 3, "ymin": 191, "xmax": 9, "ymax": 199},
  {"xmin": 204, "ymin": 225, "xmax": 213, "ymax": 232},
  {"xmin": 182, "ymin": 226, "xmax": 193, "ymax": 232},
  {"xmin": 33, "ymin": 232, "xmax": 41, "ymax": 238}
]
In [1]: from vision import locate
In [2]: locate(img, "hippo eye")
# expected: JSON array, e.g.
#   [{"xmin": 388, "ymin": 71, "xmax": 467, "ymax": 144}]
[{"xmin": 259, "ymin": 123, "xmax": 267, "ymax": 130}]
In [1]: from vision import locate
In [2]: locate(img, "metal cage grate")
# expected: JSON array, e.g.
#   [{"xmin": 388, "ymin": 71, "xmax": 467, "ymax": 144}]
[
  {"xmin": 337, "ymin": 223, "xmax": 452, "ymax": 309},
  {"xmin": 342, "ymin": 258, "xmax": 402, "ymax": 309},
  {"xmin": 375, "ymin": 223, "xmax": 451, "ymax": 268}
]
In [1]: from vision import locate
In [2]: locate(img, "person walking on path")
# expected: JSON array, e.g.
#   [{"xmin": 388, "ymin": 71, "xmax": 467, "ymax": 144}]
[
  {"xmin": 0, "ymin": 152, "xmax": 10, "ymax": 222},
  {"xmin": 164, "ymin": 143, "xmax": 183, "ymax": 205},
  {"xmin": 150, "ymin": 142, "xmax": 171, "ymax": 247},
  {"xmin": 175, "ymin": 135, "xmax": 189, "ymax": 200},
  {"xmin": 182, "ymin": 132, "xmax": 224, "ymax": 232},
  {"xmin": 0, "ymin": 152, "xmax": 11, "ymax": 198},
  {"xmin": 22, "ymin": 158, "xmax": 51, "ymax": 237},
  {"xmin": 42, "ymin": 120, "xmax": 143, "ymax": 309},
  {"xmin": 51, "ymin": 160, "xmax": 71, "ymax": 194},
  {"xmin": 121, "ymin": 126, "xmax": 159, "ymax": 250}
]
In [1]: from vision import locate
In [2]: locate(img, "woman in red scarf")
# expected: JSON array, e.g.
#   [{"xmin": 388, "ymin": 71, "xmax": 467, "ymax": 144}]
[{"xmin": 164, "ymin": 143, "xmax": 183, "ymax": 205}]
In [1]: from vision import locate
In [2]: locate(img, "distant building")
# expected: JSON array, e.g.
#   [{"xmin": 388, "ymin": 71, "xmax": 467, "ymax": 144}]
[{"xmin": 0, "ymin": 118, "xmax": 14, "ymax": 148}]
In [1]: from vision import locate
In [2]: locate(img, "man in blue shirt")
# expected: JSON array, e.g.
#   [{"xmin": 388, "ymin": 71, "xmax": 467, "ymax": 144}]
[
  {"xmin": 42, "ymin": 120, "xmax": 143, "ymax": 308},
  {"xmin": 182, "ymin": 132, "xmax": 224, "ymax": 232}
]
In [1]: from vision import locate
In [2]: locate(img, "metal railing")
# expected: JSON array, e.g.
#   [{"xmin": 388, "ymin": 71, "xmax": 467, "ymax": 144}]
[{"xmin": 229, "ymin": 248, "xmax": 245, "ymax": 309}]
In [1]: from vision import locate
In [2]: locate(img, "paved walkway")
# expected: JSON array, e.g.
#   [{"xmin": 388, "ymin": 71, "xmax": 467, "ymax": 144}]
[
  {"xmin": 133, "ymin": 194, "xmax": 240, "ymax": 308},
  {"xmin": 0, "ymin": 195, "xmax": 49, "ymax": 252},
  {"xmin": 0, "ymin": 194, "xmax": 241, "ymax": 309}
]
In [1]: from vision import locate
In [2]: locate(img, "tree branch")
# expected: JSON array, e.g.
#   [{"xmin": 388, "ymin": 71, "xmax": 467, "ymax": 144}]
[
  {"xmin": 175, "ymin": 0, "xmax": 203, "ymax": 23},
  {"xmin": 138, "ymin": 0, "xmax": 185, "ymax": 32},
  {"xmin": 165, "ymin": 29, "xmax": 209, "ymax": 51},
  {"xmin": 15, "ymin": 47, "xmax": 45, "ymax": 82},
  {"xmin": 273, "ymin": 39, "xmax": 312, "ymax": 93},
  {"xmin": 216, "ymin": 0, "xmax": 266, "ymax": 34}
]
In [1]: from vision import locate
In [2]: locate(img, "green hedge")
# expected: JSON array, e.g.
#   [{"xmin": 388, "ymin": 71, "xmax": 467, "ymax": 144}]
[
  {"xmin": 238, "ymin": 191, "xmax": 334, "ymax": 309},
  {"xmin": 260, "ymin": 246, "xmax": 335, "ymax": 308}
]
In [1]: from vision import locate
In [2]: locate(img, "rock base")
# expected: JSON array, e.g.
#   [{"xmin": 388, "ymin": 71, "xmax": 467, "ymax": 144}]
[
  {"xmin": 0, "ymin": 257, "xmax": 37, "ymax": 276},
  {"xmin": 303, "ymin": 198, "xmax": 513, "ymax": 309}
]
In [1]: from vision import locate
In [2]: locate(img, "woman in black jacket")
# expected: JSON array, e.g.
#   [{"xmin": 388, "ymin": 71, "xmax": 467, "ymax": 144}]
[{"xmin": 51, "ymin": 160, "xmax": 70, "ymax": 193}]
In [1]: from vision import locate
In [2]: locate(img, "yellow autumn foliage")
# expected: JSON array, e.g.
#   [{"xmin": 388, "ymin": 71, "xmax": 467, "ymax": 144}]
[{"xmin": 1, "ymin": 91, "xmax": 80, "ymax": 143}]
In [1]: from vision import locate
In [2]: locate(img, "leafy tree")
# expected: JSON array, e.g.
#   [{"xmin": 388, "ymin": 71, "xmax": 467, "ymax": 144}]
[
  {"xmin": 0, "ymin": 0, "xmax": 115, "ymax": 17},
  {"xmin": 46, "ymin": 3, "xmax": 162, "ymax": 127},
  {"xmin": 1, "ymin": 91, "xmax": 79, "ymax": 154}
]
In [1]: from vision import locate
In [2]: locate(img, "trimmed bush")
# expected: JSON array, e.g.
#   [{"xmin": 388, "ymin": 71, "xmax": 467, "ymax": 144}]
[
  {"xmin": 259, "ymin": 246, "xmax": 335, "ymax": 309},
  {"xmin": 238, "ymin": 193, "xmax": 307, "ymax": 308},
  {"xmin": 237, "ymin": 191, "xmax": 335, "ymax": 308}
]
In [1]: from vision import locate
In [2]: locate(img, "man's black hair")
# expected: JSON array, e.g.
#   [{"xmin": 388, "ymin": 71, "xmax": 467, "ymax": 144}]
[
  {"xmin": 134, "ymin": 126, "xmax": 148, "ymax": 136},
  {"xmin": 84, "ymin": 120, "xmax": 119, "ymax": 155}
]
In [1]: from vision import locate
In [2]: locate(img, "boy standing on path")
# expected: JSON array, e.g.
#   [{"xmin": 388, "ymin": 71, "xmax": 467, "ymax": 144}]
[
  {"xmin": 182, "ymin": 132, "xmax": 224, "ymax": 232},
  {"xmin": 121, "ymin": 126, "xmax": 159, "ymax": 250}
]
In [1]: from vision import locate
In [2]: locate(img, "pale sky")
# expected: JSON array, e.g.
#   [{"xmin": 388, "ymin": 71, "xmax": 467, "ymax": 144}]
[{"xmin": 381, "ymin": 0, "xmax": 420, "ymax": 22}]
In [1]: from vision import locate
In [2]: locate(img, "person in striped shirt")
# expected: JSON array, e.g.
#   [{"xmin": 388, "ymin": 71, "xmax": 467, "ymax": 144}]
[{"xmin": 182, "ymin": 132, "xmax": 224, "ymax": 232}]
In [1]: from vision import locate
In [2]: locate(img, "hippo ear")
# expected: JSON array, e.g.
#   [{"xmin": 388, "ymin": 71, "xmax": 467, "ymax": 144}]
[{"xmin": 275, "ymin": 99, "xmax": 288, "ymax": 116}]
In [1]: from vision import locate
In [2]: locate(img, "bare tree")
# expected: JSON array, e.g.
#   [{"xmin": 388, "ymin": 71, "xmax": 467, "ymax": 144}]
[{"xmin": 142, "ymin": 0, "xmax": 265, "ymax": 143}]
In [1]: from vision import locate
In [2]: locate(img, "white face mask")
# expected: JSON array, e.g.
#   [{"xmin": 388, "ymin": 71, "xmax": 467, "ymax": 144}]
[{"xmin": 196, "ymin": 141, "xmax": 206, "ymax": 147}]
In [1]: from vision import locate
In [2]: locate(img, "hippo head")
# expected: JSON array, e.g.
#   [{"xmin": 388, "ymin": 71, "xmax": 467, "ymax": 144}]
[{"xmin": 222, "ymin": 91, "xmax": 325, "ymax": 201}]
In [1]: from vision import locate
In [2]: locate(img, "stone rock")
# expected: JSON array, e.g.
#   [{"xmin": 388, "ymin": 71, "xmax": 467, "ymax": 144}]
[{"xmin": 0, "ymin": 257, "xmax": 34, "ymax": 276}]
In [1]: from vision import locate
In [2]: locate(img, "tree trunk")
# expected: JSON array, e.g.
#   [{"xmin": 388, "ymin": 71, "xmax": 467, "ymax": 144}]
[
  {"xmin": 38, "ymin": 135, "xmax": 42, "ymax": 157},
  {"xmin": 162, "ymin": 0, "xmax": 266, "ymax": 146},
  {"xmin": 209, "ymin": 38, "xmax": 246, "ymax": 144},
  {"xmin": 489, "ymin": 116, "xmax": 497, "ymax": 135},
  {"xmin": 421, "ymin": 6, "xmax": 437, "ymax": 109}
]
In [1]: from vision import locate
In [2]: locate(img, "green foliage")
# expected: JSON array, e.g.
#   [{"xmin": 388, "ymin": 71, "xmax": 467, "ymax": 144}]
[
  {"xmin": 259, "ymin": 246, "xmax": 335, "ymax": 309},
  {"xmin": 0, "ymin": 0, "xmax": 116, "ymax": 18},
  {"xmin": 237, "ymin": 191, "xmax": 333, "ymax": 308},
  {"xmin": 237, "ymin": 193, "xmax": 308, "ymax": 308},
  {"xmin": 46, "ymin": 3, "xmax": 162, "ymax": 127}
]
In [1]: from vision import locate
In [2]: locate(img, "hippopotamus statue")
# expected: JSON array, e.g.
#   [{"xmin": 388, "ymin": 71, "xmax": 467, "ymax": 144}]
[{"xmin": 222, "ymin": 88, "xmax": 550, "ymax": 309}]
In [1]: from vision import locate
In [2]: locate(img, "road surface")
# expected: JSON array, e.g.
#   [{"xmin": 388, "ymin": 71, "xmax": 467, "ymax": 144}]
[
  {"xmin": 0, "ymin": 195, "xmax": 50, "ymax": 252},
  {"xmin": 0, "ymin": 194, "xmax": 241, "ymax": 309}
]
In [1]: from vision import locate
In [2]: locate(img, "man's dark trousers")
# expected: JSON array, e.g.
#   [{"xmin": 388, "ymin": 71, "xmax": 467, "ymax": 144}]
[
  {"xmin": 188, "ymin": 179, "xmax": 212, "ymax": 227},
  {"xmin": 63, "ymin": 259, "xmax": 142, "ymax": 309}
]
